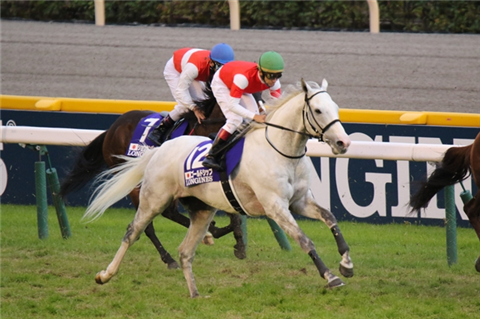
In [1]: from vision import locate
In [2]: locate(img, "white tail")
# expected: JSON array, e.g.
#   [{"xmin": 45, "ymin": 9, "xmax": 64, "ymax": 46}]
[{"xmin": 83, "ymin": 148, "xmax": 157, "ymax": 222}]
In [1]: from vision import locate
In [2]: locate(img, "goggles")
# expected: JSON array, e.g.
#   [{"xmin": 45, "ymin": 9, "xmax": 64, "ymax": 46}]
[
  {"xmin": 211, "ymin": 61, "xmax": 223, "ymax": 72},
  {"xmin": 263, "ymin": 72, "xmax": 282, "ymax": 80}
]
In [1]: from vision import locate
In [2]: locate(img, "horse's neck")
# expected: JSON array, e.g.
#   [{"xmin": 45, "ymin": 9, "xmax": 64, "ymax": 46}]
[{"xmin": 266, "ymin": 93, "xmax": 309, "ymax": 156}]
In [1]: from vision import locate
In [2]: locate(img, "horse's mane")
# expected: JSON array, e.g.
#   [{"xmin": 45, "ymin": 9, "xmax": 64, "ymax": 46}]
[
  {"xmin": 188, "ymin": 85, "xmax": 217, "ymax": 120},
  {"xmin": 248, "ymin": 81, "xmax": 320, "ymax": 132},
  {"xmin": 264, "ymin": 81, "xmax": 320, "ymax": 119}
]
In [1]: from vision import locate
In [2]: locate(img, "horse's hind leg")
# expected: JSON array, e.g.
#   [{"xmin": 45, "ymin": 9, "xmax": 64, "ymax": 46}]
[
  {"xmin": 144, "ymin": 222, "xmax": 180, "ymax": 269},
  {"xmin": 464, "ymin": 193, "xmax": 480, "ymax": 241},
  {"xmin": 95, "ymin": 220, "xmax": 141, "ymax": 284},
  {"xmin": 95, "ymin": 199, "xmax": 170, "ymax": 284},
  {"xmin": 130, "ymin": 190, "xmax": 180, "ymax": 269},
  {"xmin": 463, "ymin": 190, "xmax": 480, "ymax": 273},
  {"xmin": 178, "ymin": 198, "xmax": 217, "ymax": 298},
  {"xmin": 291, "ymin": 191, "xmax": 353, "ymax": 278}
]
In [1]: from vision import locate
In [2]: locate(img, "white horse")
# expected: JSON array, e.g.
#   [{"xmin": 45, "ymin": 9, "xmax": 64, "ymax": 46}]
[{"xmin": 86, "ymin": 79, "xmax": 353, "ymax": 298}]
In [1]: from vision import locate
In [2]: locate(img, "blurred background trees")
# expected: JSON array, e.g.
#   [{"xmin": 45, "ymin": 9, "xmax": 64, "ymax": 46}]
[{"xmin": 1, "ymin": 1, "xmax": 479, "ymax": 33}]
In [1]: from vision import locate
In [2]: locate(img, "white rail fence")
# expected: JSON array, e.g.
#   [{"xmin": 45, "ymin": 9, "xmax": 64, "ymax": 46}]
[{"xmin": 1, "ymin": 125, "xmax": 450, "ymax": 161}]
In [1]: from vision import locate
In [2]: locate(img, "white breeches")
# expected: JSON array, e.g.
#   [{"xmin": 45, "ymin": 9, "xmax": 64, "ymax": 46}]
[
  {"xmin": 211, "ymin": 75, "xmax": 259, "ymax": 134},
  {"xmin": 163, "ymin": 58, "xmax": 205, "ymax": 121}
]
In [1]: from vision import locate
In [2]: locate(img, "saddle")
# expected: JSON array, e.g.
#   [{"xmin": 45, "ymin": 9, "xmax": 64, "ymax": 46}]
[{"xmin": 207, "ymin": 123, "xmax": 253, "ymax": 172}]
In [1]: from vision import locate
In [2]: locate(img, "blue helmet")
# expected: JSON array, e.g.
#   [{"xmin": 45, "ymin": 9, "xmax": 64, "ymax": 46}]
[{"xmin": 210, "ymin": 43, "xmax": 234, "ymax": 65}]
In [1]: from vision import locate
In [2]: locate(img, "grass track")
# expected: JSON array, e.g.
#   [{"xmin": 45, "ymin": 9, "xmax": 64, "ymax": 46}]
[{"xmin": 1, "ymin": 205, "xmax": 479, "ymax": 318}]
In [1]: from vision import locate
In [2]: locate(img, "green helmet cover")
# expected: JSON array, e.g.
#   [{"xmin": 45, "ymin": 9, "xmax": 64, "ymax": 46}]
[{"xmin": 258, "ymin": 51, "xmax": 284, "ymax": 73}]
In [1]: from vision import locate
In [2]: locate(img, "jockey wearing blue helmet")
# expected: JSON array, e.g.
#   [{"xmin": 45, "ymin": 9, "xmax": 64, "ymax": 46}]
[
  {"xmin": 148, "ymin": 43, "xmax": 235, "ymax": 146},
  {"xmin": 210, "ymin": 43, "xmax": 235, "ymax": 71}
]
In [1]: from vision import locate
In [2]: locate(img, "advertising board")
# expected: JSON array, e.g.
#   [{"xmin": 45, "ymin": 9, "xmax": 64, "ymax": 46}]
[{"xmin": 1, "ymin": 110, "xmax": 477, "ymax": 227}]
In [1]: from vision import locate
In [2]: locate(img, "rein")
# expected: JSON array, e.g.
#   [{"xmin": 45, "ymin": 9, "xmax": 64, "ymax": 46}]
[
  {"xmin": 189, "ymin": 117, "xmax": 226, "ymax": 135},
  {"xmin": 264, "ymin": 90, "xmax": 341, "ymax": 159}
]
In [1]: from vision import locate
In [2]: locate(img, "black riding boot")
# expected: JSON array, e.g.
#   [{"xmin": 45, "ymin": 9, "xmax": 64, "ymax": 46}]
[
  {"xmin": 202, "ymin": 134, "xmax": 229, "ymax": 171},
  {"xmin": 147, "ymin": 115, "xmax": 174, "ymax": 146}
]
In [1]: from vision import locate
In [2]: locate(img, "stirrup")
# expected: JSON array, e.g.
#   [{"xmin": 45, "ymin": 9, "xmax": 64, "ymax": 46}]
[
  {"xmin": 202, "ymin": 156, "xmax": 223, "ymax": 171},
  {"xmin": 147, "ymin": 129, "xmax": 165, "ymax": 146}
]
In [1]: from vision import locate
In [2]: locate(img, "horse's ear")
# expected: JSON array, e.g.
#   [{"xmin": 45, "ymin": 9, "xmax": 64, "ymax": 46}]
[
  {"xmin": 301, "ymin": 78, "xmax": 310, "ymax": 93},
  {"xmin": 321, "ymin": 79, "xmax": 328, "ymax": 91}
]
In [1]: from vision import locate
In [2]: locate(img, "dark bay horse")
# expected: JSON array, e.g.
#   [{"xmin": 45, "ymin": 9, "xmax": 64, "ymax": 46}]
[
  {"xmin": 410, "ymin": 132, "xmax": 480, "ymax": 272},
  {"xmin": 60, "ymin": 91, "xmax": 245, "ymax": 269}
]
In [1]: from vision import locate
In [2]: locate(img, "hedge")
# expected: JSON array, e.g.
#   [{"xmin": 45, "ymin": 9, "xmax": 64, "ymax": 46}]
[{"xmin": 1, "ymin": 1, "xmax": 479, "ymax": 33}]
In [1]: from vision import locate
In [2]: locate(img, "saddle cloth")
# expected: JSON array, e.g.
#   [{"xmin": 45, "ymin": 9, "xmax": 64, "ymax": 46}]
[
  {"xmin": 183, "ymin": 138, "xmax": 245, "ymax": 187},
  {"xmin": 126, "ymin": 113, "xmax": 188, "ymax": 157}
]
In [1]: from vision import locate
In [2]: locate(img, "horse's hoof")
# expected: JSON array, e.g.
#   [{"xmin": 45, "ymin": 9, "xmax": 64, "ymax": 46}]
[
  {"xmin": 325, "ymin": 277, "xmax": 345, "ymax": 289},
  {"xmin": 475, "ymin": 257, "xmax": 480, "ymax": 273},
  {"xmin": 167, "ymin": 261, "xmax": 180, "ymax": 270},
  {"xmin": 202, "ymin": 232, "xmax": 215, "ymax": 246},
  {"xmin": 190, "ymin": 291, "xmax": 200, "ymax": 299},
  {"xmin": 339, "ymin": 264, "xmax": 354, "ymax": 278},
  {"xmin": 95, "ymin": 272, "xmax": 105, "ymax": 285},
  {"xmin": 234, "ymin": 243, "xmax": 247, "ymax": 260}
]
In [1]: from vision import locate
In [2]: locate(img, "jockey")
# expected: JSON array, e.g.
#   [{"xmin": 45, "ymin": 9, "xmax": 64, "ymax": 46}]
[
  {"xmin": 148, "ymin": 43, "xmax": 235, "ymax": 145},
  {"xmin": 202, "ymin": 51, "xmax": 284, "ymax": 170}
]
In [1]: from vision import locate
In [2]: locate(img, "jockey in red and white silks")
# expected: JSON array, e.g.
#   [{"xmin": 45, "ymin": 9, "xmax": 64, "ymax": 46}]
[
  {"xmin": 165, "ymin": 48, "xmax": 211, "ymax": 123},
  {"xmin": 202, "ymin": 51, "xmax": 285, "ymax": 171},
  {"xmin": 147, "ymin": 43, "xmax": 235, "ymax": 146},
  {"xmin": 211, "ymin": 60, "xmax": 281, "ymax": 134}
]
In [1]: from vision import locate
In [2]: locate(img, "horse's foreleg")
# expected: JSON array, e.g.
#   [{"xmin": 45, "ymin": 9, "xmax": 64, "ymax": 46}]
[
  {"xmin": 144, "ymin": 222, "xmax": 180, "ymax": 269},
  {"xmin": 205, "ymin": 213, "xmax": 245, "ymax": 259},
  {"xmin": 178, "ymin": 209, "xmax": 216, "ymax": 298},
  {"xmin": 291, "ymin": 191, "xmax": 354, "ymax": 278},
  {"xmin": 207, "ymin": 218, "xmax": 233, "ymax": 238},
  {"xmin": 161, "ymin": 202, "xmax": 191, "ymax": 228},
  {"xmin": 264, "ymin": 203, "xmax": 345, "ymax": 288},
  {"xmin": 330, "ymin": 224, "xmax": 353, "ymax": 278}
]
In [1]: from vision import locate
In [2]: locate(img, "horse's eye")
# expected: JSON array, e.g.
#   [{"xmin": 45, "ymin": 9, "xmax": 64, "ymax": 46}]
[{"xmin": 315, "ymin": 109, "xmax": 322, "ymax": 114}]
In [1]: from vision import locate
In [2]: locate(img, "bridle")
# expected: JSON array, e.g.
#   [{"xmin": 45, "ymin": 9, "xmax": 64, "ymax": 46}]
[
  {"xmin": 188, "ymin": 117, "xmax": 225, "ymax": 135},
  {"xmin": 264, "ymin": 90, "xmax": 341, "ymax": 159}
]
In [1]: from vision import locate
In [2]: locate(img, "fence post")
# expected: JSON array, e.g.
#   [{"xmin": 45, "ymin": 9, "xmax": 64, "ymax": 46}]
[
  {"xmin": 266, "ymin": 217, "xmax": 292, "ymax": 251},
  {"xmin": 366, "ymin": 0, "xmax": 380, "ymax": 33},
  {"xmin": 35, "ymin": 161, "xmax": 49, "ymax": 239},
  {"xmin": 445, "ymin": 185, "xmax": 457, "ymax": 266},
  {"xmin": 46, "ymin": 168, "xmax": 71, "ymax": 239},
  {"xmin": 94, "ymin": 0, "xmax": 105, "ymax": 26},
  {"xmin": 240, "ymin": 215, "xmax": 248, "ymax": 248},
  {"xmin": 228, "ymin": 0, "xmax": 240, "ymax": 30}
]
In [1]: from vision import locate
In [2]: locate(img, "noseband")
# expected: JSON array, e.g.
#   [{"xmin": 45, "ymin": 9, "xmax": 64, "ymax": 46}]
[{"xmin": 264, "ymin": 90, "xmax": 341, "ymax": 159}]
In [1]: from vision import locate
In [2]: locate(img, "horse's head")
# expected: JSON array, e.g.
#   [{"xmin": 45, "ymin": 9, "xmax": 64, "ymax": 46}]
[{"xmin": 301, "ymin": 79, "xmax": 350, "ymax": 155}]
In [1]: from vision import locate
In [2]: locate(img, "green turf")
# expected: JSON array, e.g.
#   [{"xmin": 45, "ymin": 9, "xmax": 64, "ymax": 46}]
[{"xmin": 1, "ymin": 205, "xmax": 479, "ymax": 318}]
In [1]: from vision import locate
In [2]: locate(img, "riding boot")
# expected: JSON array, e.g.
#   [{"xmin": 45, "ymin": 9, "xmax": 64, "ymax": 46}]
[
  {"xmin": 147, "ymin": 115, "xmax": 174, "ymax": 146},
  {"xmin": 202, "ymin": 129, "xmax": 231, "ymax": 171}
]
